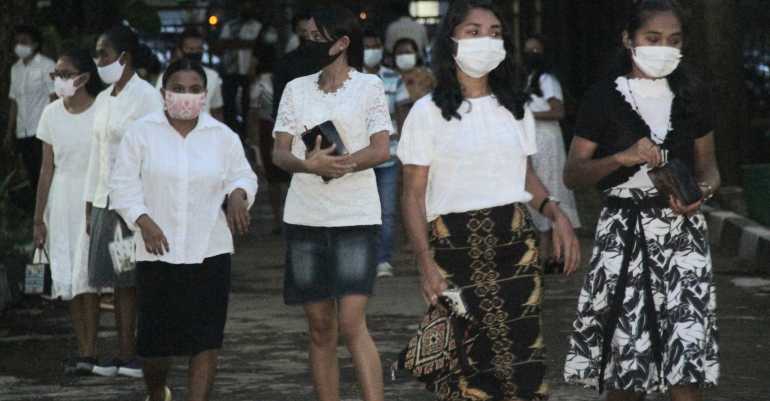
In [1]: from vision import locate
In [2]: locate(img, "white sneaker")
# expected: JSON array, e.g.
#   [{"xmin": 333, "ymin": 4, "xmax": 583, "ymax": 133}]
[{"xmin": 376, "ymin": 262, "xmax": 394, "ymax": 278}]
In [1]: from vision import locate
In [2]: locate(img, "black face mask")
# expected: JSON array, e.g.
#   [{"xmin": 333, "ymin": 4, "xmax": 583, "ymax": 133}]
[
  {"xmin": 302, "ymin": 39, "xmax": 343, "ymax": 68},
  {"xmin": 183, "ymin": 52, "xmax": 204, "ymax": 63},
  {"xmin": 524, "ymin": 52, "xmax": 545, "ymax": 73}
]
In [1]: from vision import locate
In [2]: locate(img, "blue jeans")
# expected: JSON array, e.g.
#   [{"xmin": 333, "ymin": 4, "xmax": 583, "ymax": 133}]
[{"xmin": 374, "ymin": 163, "xmax": 399, "ymax": 264}]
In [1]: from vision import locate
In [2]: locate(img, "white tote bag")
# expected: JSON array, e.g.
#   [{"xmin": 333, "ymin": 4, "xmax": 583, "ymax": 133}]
[{"xmin": 109, "ymin": 224, "xmax": 136, "ymax": 275}]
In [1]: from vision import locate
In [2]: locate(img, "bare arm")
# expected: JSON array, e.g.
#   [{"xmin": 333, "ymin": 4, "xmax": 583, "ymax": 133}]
[
  {"xmin": 523, "ymin": 157, "xmax": 581, "ymax": 274},
  {"xmin": 272, "ymin": 132, "xmax": 356, "ymax": 178},
  {"xmin": 402, "ymin": 164, "xmax": 448, "ymax": 310},
  {"xmin": 33, "ymin": 143, "xmax": 55, "ymax": 248},
  {"xmin": 532, "ymin": 97, "xmax": 566, "ymax": 121},
  {"xmin": 349, "ymin": 130, "xmax": 390, "ymax": 172},
  {"xmin": 4, "ymin": 100, "xmax": 18, "ymax": 148},
  {"xmin": 394, "ymin": 104, "xmax": 409, "ymax": 137},
  {"xmin": 563, "ymin": 136, "xmax": 663, "ymax": 190}
]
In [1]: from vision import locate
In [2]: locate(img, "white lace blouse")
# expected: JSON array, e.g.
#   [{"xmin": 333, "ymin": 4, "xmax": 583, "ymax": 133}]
[{"xmin": 273, "ymin": 69, "xmax": 394, "ymax": 227}]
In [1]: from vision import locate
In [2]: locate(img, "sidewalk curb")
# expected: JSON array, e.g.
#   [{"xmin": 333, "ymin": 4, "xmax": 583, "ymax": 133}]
[{"xmin": 703, "ymin": 205, "xmax": 770, "ymax": 274}]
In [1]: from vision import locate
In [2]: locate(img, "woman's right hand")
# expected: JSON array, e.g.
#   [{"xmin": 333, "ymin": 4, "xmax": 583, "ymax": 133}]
[
  {"xmin": 419, "ymin": 257, "xmax": 449, "ymax": 313},
  {"xmin": 615, "ymin": 137, "xmax": 662, "ymax": 168},
  {"xmin": 136, "ymin": 214, "xmax": 169, "ymax": 256},
  {"xmin": 303, "ymin": 135, "xmax": 356, "ymax": 178},
  {"xmin": 33, "ymin": 222, "xmax": 47, "ymax": 249}
]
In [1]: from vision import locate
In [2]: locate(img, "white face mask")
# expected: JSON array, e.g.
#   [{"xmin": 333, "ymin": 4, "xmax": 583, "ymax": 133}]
[
  {"xmin": 631, "ymin": 46, "xmax": 682, "ymax": 78},
  {"xmin": 363, "ymin": 49, "xmax": 383, "ymax": 68},
  {"xmin": 98, "ymin": 52, "xmax": 126, "ymax": 84},
  {"xmin": 14, "ymin": 44, "xmax": 33, "ymax": 59},
  {"xmin": 452, "ymin": 37, "xmax": 506, "ymax": 78},
  {"xmin": 395, "ymin": 53, "xmax": 417, "ymax": 71},
  {"xmin": 54, "ymin": 75, "xmax": 85, "ymax": 98}
]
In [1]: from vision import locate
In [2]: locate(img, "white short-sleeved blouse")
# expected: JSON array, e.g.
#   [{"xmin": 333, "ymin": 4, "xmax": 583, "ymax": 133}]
[
  {"xmin": 398, "ymin": 94, "xmax": 537, "ymax": 222},
  {"xmin": 273, "ymin": 69, "xmax": 394, "ymax": 227},
  {"xmin": 528, "ymin": 73, "xmax": 564, "ymax": 112}
]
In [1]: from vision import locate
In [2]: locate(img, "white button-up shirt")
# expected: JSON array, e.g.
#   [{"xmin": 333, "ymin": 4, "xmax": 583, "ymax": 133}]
[
  {"xmin": 8, "ymin": 53, "xmax": 56, "ymax": 138},
  {"xmin": 84, "ymin": 73, "xmax": 163, "ymax": 208},
  {"xmin": 109, "ymin": 111, "xmax": 258, "ymax": 264}
]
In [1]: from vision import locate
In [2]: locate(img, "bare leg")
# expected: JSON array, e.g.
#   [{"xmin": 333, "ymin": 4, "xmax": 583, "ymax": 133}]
[
  {"xmin": 669, "ymin": 384, "xmax": 702, "ymax": 401},
  {"xmin": 304, "ymin": 300, "xmax": 340, "ymax": 401},
  {"xmin": 114, "ymin": 286, "xmax": 137, "ymax": 362},
  {"xmin": 69, "ymin": 293, "xmax": 100, "ymax": 357},
  {"xmin": 606, "ymin": 390, "xmax": 646, "ymax": 401},
  {"xmin": 142, "ymin": 356, "xmax": 171, "ymax": 401},
  {"xmin": 338, "ymin": 295, "xmax": 384, "ymax": 401},
  {"xmin": 267, "ymin": 184, "xmax": 285, "ymax": 232},
  {"xmin": 189, "ymin": 349, "xmax": 218, "ymax": 401}
]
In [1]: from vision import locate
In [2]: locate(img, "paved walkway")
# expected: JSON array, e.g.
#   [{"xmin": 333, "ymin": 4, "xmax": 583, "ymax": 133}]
[{"xmin": 1, "ymin": 200, "xmax": 770, "ymax": 400}]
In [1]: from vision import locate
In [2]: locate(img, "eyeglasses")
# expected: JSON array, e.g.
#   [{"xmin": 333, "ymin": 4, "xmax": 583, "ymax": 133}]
[{"xmin": 49, "ymin": 71, "xmax": 81, "ymax": 80}]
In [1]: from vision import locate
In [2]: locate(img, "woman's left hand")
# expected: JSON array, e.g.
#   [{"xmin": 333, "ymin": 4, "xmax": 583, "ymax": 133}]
[
  {"xmin": 551, "ymin": 212, "xmax": 582, "ymax": 275},
  {"xmin": 227, "ymin": 188, "xmax": 251, "ymax": 235},
  {"xmin": 33, "ymin": 222, "xmax": 47, "ymax": 249},
  {"xmin": 668, "ymin": 196, "xmax": 702, "ymax": 217}
]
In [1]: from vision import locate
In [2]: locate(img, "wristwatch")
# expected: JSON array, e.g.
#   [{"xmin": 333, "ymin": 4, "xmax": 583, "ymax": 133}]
[{"xmin": 539, "ymin": 196, "xmax": 561, "ymax": 214}]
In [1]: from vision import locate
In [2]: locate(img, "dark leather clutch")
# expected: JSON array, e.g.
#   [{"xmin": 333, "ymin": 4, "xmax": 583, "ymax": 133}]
[
  {"xmin": 647, "ymin": 158, "xmax": 702, "ymax": 206},
  {"xmin": 300, "ymin": 121, "xmax": 347, "ymax": 182}
]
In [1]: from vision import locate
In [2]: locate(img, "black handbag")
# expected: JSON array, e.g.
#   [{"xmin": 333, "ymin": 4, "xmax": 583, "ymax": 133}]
[
  {"xmin": 647, "ymin": 158, "xmax": 702, "ymax": 206},
  {"xmin": 300, "ymin": 121, "xmax": 348, "ymax": 182}
]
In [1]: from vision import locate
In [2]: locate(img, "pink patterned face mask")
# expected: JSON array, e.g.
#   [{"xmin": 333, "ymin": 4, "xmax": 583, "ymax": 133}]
[{"xmin": 164, "ymin": 91, "xmax": 206, "ymax": 120}]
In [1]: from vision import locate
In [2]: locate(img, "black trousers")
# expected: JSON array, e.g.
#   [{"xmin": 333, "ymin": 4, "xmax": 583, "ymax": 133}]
[
  {"xmin": 16, "ymin": 137, "xmax": 42, "ymax": 214},
  {"xmin": 221, "ymin": 74, "xmax": 251, "ymax": 139}
]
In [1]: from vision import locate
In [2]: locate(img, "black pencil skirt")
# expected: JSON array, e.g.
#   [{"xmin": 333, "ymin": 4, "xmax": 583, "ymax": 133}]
[{"xmin": 135, "ymin": 253, "xmax": 231, "ymax": 357}]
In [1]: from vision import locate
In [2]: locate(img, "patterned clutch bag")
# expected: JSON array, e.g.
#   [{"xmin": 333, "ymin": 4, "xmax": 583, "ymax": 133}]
[{"xmin": 647, "ymin": 158, "xmax": 702, "ymax": 206}]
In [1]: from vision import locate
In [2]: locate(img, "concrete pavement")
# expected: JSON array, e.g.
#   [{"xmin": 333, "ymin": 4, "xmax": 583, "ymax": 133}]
[{"xmin": 1, "ymin": 196, "xmax": 769, "ymax": 400}]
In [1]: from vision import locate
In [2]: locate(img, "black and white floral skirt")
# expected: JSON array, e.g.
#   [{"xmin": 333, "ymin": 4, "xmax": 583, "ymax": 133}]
[{"xmin": 564, "ymin": 188, "xmax": 719, "ymax": 393}]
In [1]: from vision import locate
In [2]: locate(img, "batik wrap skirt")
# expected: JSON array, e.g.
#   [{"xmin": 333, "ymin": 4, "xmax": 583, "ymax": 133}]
[
  {"xmin": 408, "ymin": 203, "xmax": 548, "ymax": 400},
  {"xmin": 564, "ymin": 188, "xmax": 719, "ymax": 393}
]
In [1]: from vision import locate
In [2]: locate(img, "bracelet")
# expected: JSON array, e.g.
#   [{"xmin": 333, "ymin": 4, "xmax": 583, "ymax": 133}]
[
  {"xmin": 699, "ymin": 182, "xmax": 714, "ymax": 203},
  {"xmin": 538, "ymin": 197, "xmax": 551, "ymax": 214}
]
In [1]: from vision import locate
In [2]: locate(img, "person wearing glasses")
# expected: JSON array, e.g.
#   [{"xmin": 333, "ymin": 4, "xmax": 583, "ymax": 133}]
[{"xmin": 32, "ymin": 49, "xmax": 104, "ymax": 375}]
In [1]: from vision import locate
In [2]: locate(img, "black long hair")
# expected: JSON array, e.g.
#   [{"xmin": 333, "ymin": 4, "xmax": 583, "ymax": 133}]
[
  {"xmin": 431, "ymin": 0, "xmax": 528, "ymax": 121},
  {"xmin": 161, "ymin": 58, "xmax": 208, "ymax": 89},
  {"xmin": 101, "ymin": 26, "xmax": 155, "ymax": 69},
  {"xmin": 311, "ymin": 6, "xmax": 363, "ymax": 71},
  {"xmin": 613, "ymin": 0, "xmax": 700, "ymax": 114},
  {"xmin": 61, "ymin": 48, "xmax": 104, "ymax": 97}
]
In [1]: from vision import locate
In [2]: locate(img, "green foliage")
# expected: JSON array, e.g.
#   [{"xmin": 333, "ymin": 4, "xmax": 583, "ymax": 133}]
[
  {"xmin": 123, "ymin": 0, "xmax": 162, "ymax": 34},
  {"xmin": 0, "ymin": 171, "xmax": 32, "ymax": 264},
  {"xmin": 40, "ymin": 26, "xmax": 98, "ymax": 61}
]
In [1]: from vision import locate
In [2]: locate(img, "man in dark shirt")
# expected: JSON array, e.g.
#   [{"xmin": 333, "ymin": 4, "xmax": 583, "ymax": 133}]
[{"xmin": 271, "ymin": 9, "xmax": 322, "ymax": 119}]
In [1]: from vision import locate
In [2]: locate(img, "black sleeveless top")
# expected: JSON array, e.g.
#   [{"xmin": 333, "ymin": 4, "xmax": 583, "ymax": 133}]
[{"xmin": 572, "ymin": 79, "xmax": 715, "ymax": 190}]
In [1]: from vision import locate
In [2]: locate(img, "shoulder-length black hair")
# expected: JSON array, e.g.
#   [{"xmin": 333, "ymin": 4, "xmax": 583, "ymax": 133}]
[
  {"xmin": 613, "ymin": 0, "xmax": 700, "ymax": 114},
  {"xmin": 161, "ymin": 58, "xmax": 208, "ymax": 89},
  {"xmin": 311, "ymin": 6, "xmax": 363, "ymax": 71},
  {"xmin": 431, "ymin": 0, "xmax": 528, "ymax": 121},
  {"xmin": 61, "ymin": 48, "xmax": 104, "ymax": 97},
  {"xmin": 101, "ymin": 26, "xmax": 155, "ymax": 69},
  {"xmin": 523, "ymin": 36, "xmax": 553, "ymax": 98}
]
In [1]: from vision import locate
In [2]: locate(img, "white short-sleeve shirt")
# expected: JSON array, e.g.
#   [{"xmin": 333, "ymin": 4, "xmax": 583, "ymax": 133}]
[
  {"xmin": 398, "ymin": 95, "xmax": 537, "ymax": 222},
  {"xmin": 273, "ymin": 69, "xmax": 394, "ymax": 227},
  {"xmin": 8, "ymin": 53, "xmax": 56, "ymax": 138},
  {"xmin": 527, "ymin": 73, "xmax": 563, "ymax": 113}
]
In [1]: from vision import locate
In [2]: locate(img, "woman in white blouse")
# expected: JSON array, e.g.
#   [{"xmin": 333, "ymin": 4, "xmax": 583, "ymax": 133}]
[
  {"xmin": 84, "ymin": 26, "xmax": 164, "ymax": 378},
  {"xmin": 272, "ymin": 6, "xmax": 391, "ymax": 401},
  {"xmin": 32, "ymin": 49, "xmax": 103, "ymax": 375},
  {"xmin": 523, "ymin": 37, "xmax": 581, "ymax": 273},
  {"xmin": 109, "ymin": 59, "xmax": 257, "ymax": 401},
  {"xmin": 396, "ymin": 1, "xmax": 580, "ymax": 399}
]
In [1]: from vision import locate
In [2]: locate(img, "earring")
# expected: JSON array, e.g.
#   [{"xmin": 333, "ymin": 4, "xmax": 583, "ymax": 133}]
[{"xmin": 339, "ymin": 47, "xmax": 343, "ymax": 50}]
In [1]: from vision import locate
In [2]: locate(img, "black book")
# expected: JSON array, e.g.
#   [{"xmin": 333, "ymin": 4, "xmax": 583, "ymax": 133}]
[{"xmin": 300, "ymin": 121, "xmax": 348, "ymax": 182}]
